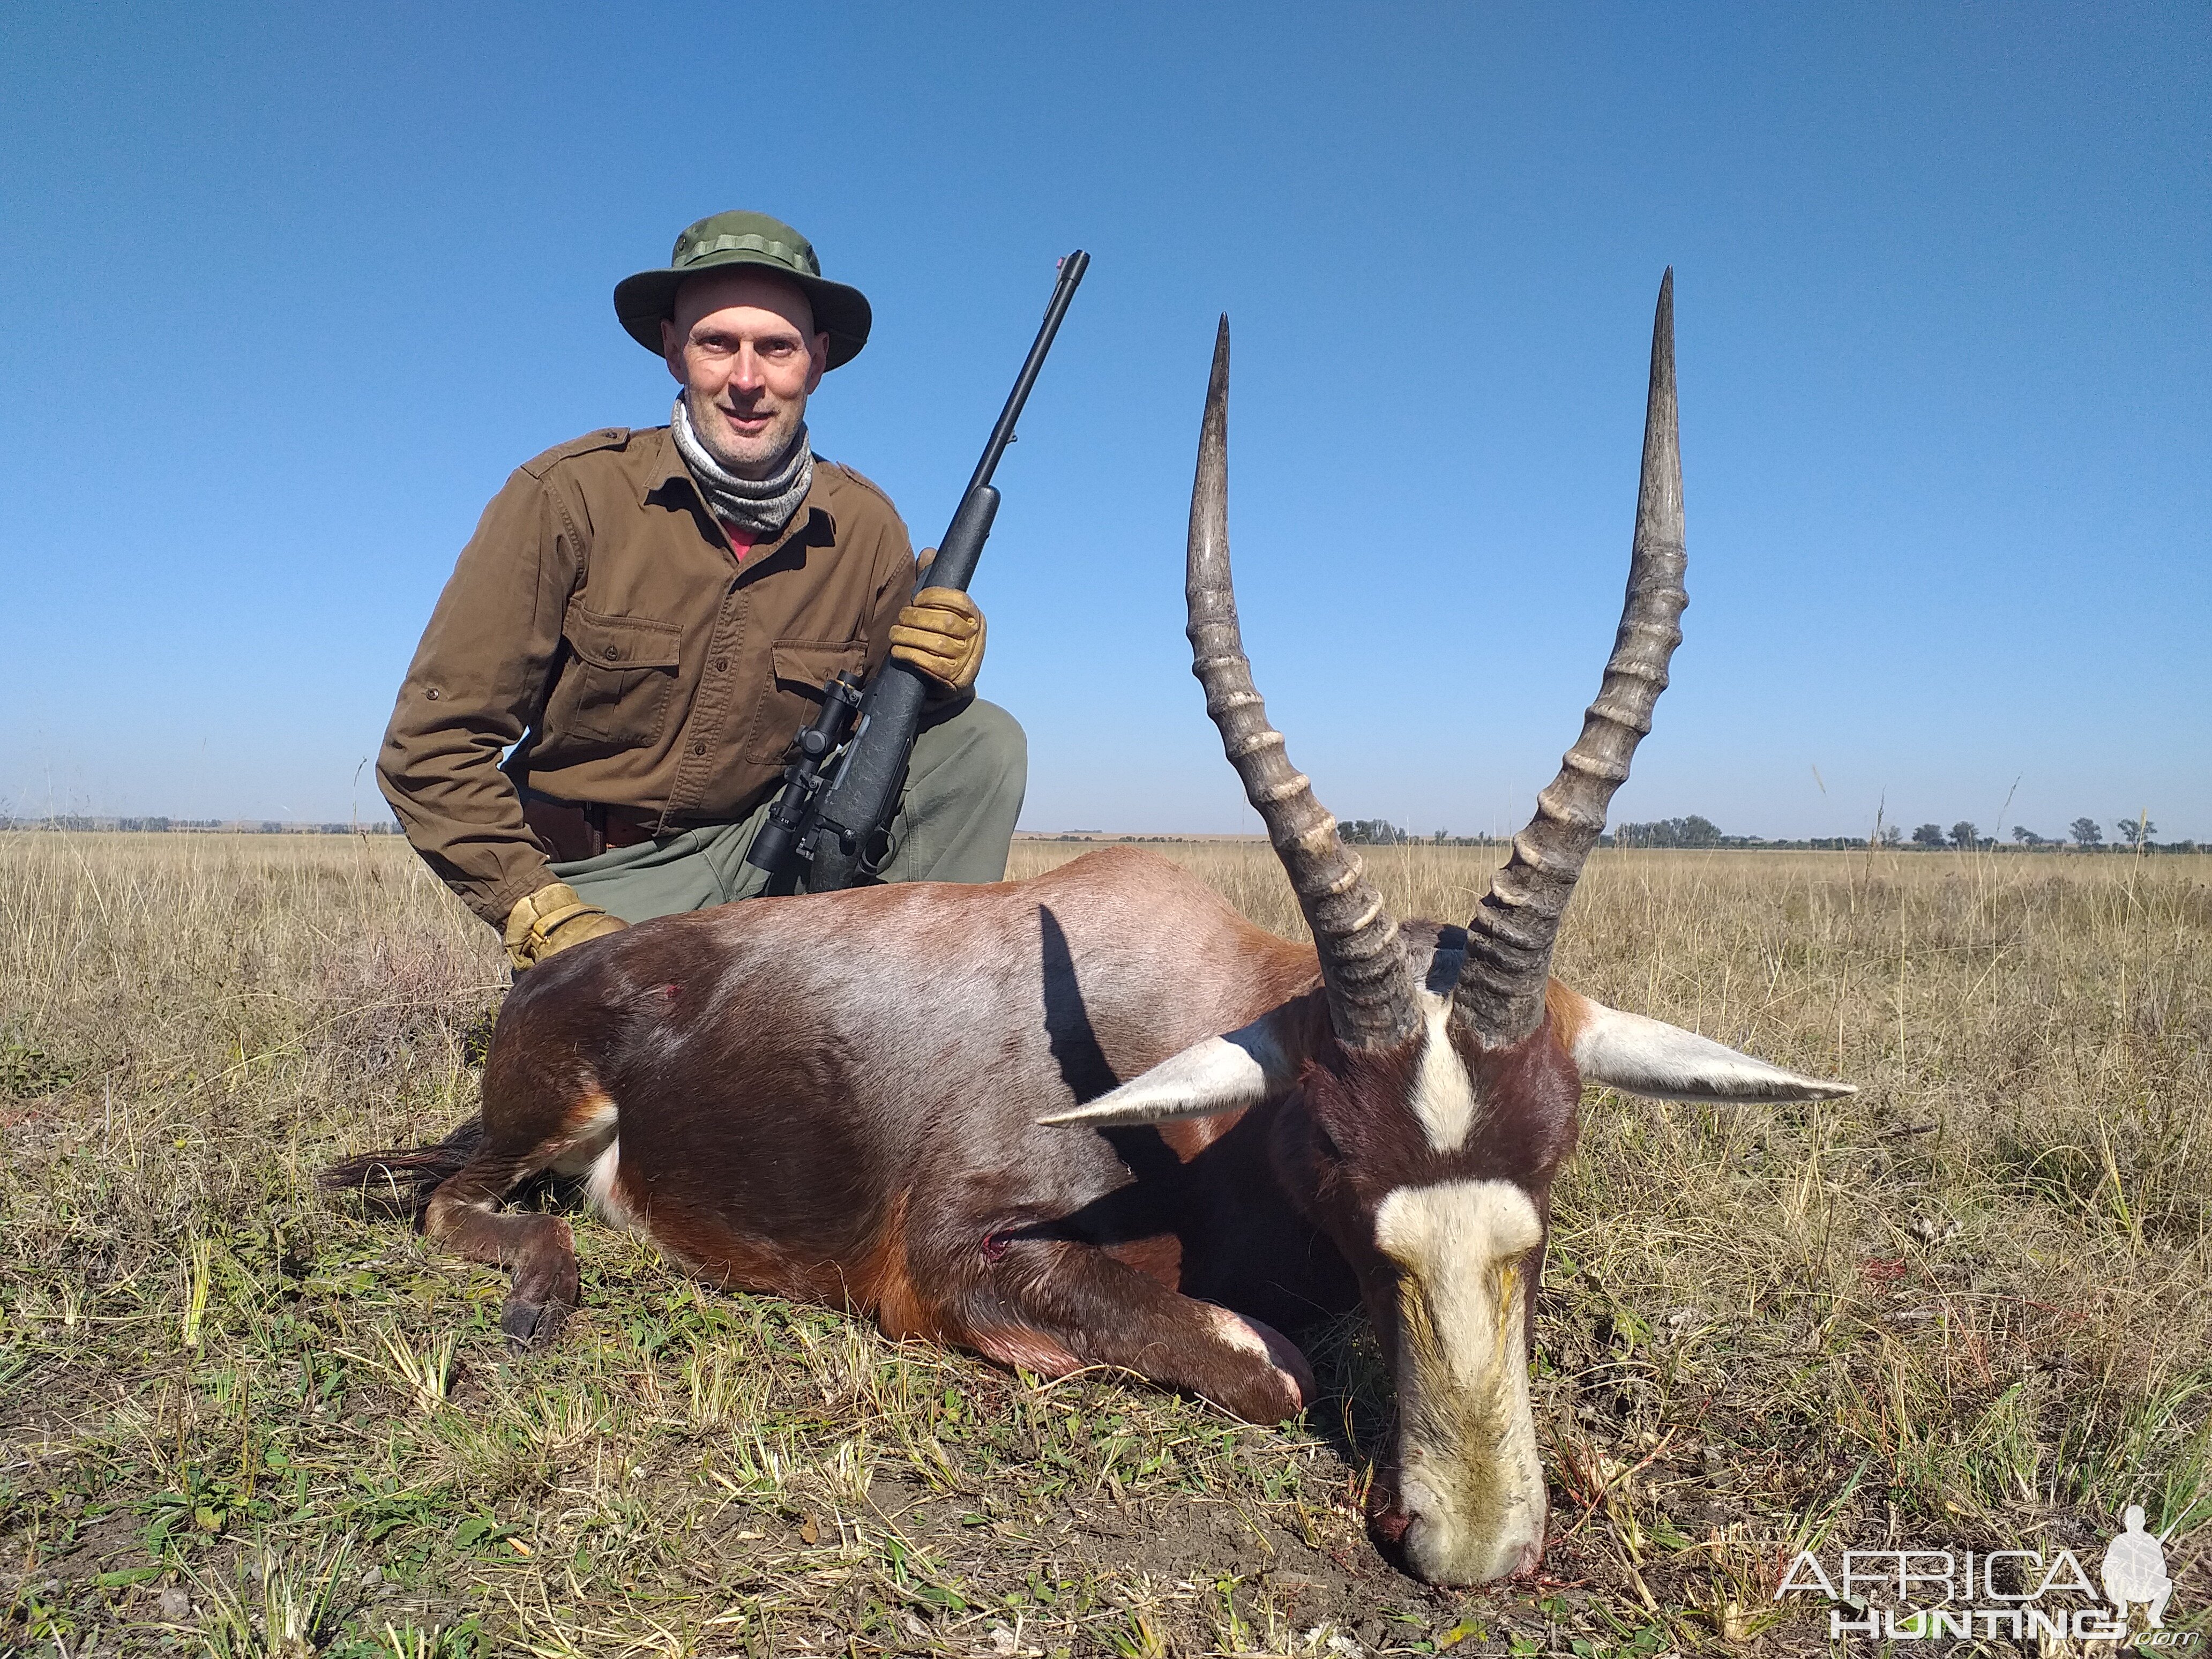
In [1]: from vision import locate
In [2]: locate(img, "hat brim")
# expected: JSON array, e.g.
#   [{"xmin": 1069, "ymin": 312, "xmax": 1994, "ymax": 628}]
[{"xmin": 614, "ymin": 258, "xmax": 871, "ymax": 369}]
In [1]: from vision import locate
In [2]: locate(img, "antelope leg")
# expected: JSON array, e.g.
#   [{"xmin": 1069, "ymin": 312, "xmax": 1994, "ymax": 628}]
[
  {"xmin": 424, "ymin": 1150, "xmax": 582, "ymax": 1351},
  {"xmin": 949, "ymin": 1243, "xmax": 1313, "ymax": 1423}
]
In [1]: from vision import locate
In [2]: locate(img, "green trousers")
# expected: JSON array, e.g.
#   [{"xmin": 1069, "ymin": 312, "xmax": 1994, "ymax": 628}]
[{"xmin": 549, "ymin": 696, "xmax": 1026, "ymax": 923}]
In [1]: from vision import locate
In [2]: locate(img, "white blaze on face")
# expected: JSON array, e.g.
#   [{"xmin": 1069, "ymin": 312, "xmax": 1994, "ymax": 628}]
[
  {"xmin": 1374, "ymin": 1178, "xmax": 1548, "ymax": 1585},
  {"xmin": 1410, "ymin": 990, "xmax": 1479, "ymax": 1152}
]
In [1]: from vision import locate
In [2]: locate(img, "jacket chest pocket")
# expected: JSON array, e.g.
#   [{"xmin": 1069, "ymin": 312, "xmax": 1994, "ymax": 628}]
[
  {"xmin": 741, "ymin": 637, "xmax": 870, "ymax": 764},
  {"xmin": 550, "ymin": 606, "xmax": 684, "ymax": 749}
]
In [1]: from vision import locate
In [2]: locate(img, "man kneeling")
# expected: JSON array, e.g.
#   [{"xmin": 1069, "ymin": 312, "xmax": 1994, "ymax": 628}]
[{"xmin": 379, "ymin": 211, "xmax": 1026, "ymax": 969}]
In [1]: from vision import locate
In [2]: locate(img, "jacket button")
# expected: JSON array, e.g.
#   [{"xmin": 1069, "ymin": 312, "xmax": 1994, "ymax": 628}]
[
  {"xmin": 606, "ymin": 645, "xmax": 624, "ymax": 660},
  {"xmin": 425, "ymin": 687, "xmax": 440, "ymax": 700},
  {"xmin": 714, "ymin": 657, "xmax": 729, "ymax": 672},
  {"xmin": 691, "ymin": 741, "xmax": 707, "ymax": 756}
]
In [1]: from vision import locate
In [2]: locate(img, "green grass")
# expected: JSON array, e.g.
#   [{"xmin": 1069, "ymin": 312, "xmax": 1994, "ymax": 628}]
[{"xmin": 3, "ymin": 832, "xmax": 2207, "ymax": 1654}]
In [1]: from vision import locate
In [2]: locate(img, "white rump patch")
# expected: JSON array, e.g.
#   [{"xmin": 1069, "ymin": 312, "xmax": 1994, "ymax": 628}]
[
  {"xmin": 1569, "ymin": 1001, "xmax": 1856, "ymax": 1105},
  {"xmin": 1036, "ymin": 1011, "xmax": 1299, "ymax": 1128},
  {"xmin": 1410, "ymin": 990, "xmax": 1479, "ymax": 1152},
  {"xmin": 582, "ymin": 1139, "xmax": 636, "ymax": 1232},
  {"xmin": 545, "ymin": 1099, "xmax": 636, "ymax": 1231},
  {"xmin": 547, "ymin": 1098, "xmax": 617, "ymax": 1174}
]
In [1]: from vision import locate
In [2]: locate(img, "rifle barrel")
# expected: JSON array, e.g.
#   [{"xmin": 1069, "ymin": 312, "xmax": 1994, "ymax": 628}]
[
  {"xmin": 781, "ymin": 249, "xmax": 1088, "ymax": 893},
  {"xmin": 965, "ymin": 250, "xmax": 1089, "ymax": 500}
]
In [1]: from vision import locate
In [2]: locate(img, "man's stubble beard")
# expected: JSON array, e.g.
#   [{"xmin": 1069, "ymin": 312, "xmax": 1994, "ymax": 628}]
[{"xmin": 684, "ymin": 386, "xmax": 806, "ymax": 481}]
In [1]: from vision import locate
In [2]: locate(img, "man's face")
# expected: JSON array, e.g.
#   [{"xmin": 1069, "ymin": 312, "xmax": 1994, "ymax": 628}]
[{"xmin": 662, "ymin": 271, "xmax": 829, "ymax": 478}]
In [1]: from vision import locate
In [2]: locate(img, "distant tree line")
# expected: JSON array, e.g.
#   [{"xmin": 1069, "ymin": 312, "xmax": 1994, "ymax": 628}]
[
  {"xmin": 1896, "ymin": 814, "xmax": 2185, "ymax": 852},
  {"xmin": 1341, "ymin": 821, "xmax": 1511, "ymax": 847},
  {"xmin": 1329, "ymin": 811, "xmax": 2200, "ymax": 855},
  {"xmin": 1615, "ymin": 816, "xmax": 1723, "ymax": 848},
  {"xmin": 1, "ymin": 816, "xmax": 403, "ymax": 835},
  {"xmin": 1341, "ymin": 819, "xmax": 1415, "ymax": 845}
]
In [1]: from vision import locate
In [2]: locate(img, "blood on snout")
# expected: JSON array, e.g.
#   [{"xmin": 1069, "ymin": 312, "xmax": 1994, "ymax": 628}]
[{"xmin": 1369, "ymin": 1494, "xmax": 1414, "ymax": 1547}]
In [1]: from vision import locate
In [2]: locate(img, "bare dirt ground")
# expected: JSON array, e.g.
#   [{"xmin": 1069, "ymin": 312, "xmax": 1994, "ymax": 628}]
[{"xmin": 2, "ymin": 833, "xmax": 2206, "ymax": 1656}]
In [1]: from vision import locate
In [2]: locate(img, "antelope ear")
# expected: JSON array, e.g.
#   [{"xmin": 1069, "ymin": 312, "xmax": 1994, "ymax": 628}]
[
  {"xmin": 1555, "ymin": 988, "xmax": 1856, "ymax": 1105},
  {"xmin": 1037, "ymin": 1001, "xmax": 1313, "ymax": 1128}
]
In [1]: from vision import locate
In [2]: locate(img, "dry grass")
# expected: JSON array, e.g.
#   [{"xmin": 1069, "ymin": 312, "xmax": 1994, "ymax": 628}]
[{"xmin": 3, "ymin": 831, "xmax": 2207, "ymax": 1655}]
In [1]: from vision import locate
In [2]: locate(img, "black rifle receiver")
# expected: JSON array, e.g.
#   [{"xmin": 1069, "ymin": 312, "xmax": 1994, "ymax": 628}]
[
  {"xmin": 746, "ymin": 248, "xmax": 1089, "ymax": 891},
  {"xmin": 739, "ymin": 669, "xmax": 865, "ymax": 888}
]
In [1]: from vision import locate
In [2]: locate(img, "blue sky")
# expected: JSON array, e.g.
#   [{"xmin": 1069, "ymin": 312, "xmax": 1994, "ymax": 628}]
[{"xmin": 3, "ymin": 4, "xmax": 2205, "ymax": 841}]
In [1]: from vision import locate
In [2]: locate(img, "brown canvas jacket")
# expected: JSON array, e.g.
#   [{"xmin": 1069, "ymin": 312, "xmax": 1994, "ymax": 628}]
[{"xmin": 379, "ymin": 424, "xmax": 916, "ymax": 924}]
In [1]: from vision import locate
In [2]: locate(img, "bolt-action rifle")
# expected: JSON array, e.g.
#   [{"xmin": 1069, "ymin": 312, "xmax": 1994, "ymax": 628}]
[{"xmin": 744, "ymin": 249, "xmax": 1089, "ymax": 893}]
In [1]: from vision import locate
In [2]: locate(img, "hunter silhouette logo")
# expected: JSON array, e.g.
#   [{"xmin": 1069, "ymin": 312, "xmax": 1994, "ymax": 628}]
[
  {"xmin": 1776, "ymin": 1504, "xmax": 2194, "ymax": 1644},
  {"xmin": 2104, "ymin": 1505, "xmax": 2178, "ymax": 1629}
]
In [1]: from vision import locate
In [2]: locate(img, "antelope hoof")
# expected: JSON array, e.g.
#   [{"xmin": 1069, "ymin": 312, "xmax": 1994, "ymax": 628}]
[
  {"xmin": 502, "ymin": 1252, "xmax": 579, "ymax": 1351},
  {"xmin": 500, "ymin": 1295, "xmax": 572, "ymax": 1351}
]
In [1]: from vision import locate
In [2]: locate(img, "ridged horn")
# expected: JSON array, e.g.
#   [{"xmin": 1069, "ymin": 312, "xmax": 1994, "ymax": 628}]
[
  {"xmin": 1187, "ymin": 317, "xmax": 1419, "ymax": 1048},
  {"xmin": 1452, "ymin": 270, "xmax": 1688, "ymax": 1045}
]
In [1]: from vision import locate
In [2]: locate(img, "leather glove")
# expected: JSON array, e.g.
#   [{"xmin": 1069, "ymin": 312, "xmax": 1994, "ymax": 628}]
[
  {"xmin": 503, "ymin": 881, "xmax": 626, "ymax": 972},
  {"xmin": 890, "ymin": 586, "xmax": 986, "ymax": 693}
]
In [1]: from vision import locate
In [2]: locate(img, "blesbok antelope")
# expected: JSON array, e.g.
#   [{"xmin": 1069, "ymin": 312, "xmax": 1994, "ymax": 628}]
[{"xmin": 330, "ymin": 273, "xmax": 1851, "ymax": 1585}]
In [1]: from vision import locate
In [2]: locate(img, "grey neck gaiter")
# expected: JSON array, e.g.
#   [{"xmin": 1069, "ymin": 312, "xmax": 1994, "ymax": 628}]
[{"xmin": 670, "ymin": 395, "xmax": 814, "ymax": 538}]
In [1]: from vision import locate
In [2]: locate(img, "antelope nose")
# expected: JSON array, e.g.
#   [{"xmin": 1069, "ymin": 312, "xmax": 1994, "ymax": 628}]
[{"xmin": 1395, "ymin": 1505, "xmax": 1546, "ymax": 1586}]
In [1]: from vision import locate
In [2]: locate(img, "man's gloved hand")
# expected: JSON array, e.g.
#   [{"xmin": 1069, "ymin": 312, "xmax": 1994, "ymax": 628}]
[
  {"xmin": 503, "ymin": 881, "xmax": 627, "ymax": 972},
  {"xmin": 890, "ymin": 587, "xmax": 986, "ymax": 693}
]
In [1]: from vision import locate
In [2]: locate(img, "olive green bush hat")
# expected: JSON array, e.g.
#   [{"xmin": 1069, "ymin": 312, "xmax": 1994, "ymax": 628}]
[{"xmin": 614, "ymin": 210, "xmax": 872, "ymax": 368}]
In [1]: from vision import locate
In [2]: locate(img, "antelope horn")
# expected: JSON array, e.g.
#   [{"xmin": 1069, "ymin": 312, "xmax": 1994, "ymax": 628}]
[
  {"xmin": 1187, "ymin": 317, "xmax": 1419, "ymax": 1048},
  {"xmin": 1452, "ymin": 271, "xmax": 1688, "ymax": 1045}
]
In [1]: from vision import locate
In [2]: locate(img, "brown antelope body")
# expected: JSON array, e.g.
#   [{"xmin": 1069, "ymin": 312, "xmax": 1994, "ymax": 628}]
[{"xmin": 333, "ymin": 275, "xmax": 1852, "ymax": 1585}]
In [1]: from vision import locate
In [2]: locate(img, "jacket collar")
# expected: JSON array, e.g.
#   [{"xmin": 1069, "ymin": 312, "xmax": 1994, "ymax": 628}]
[{"xmin": 638, "ymin": 423, "xmax": 839, "ymax": 548}]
